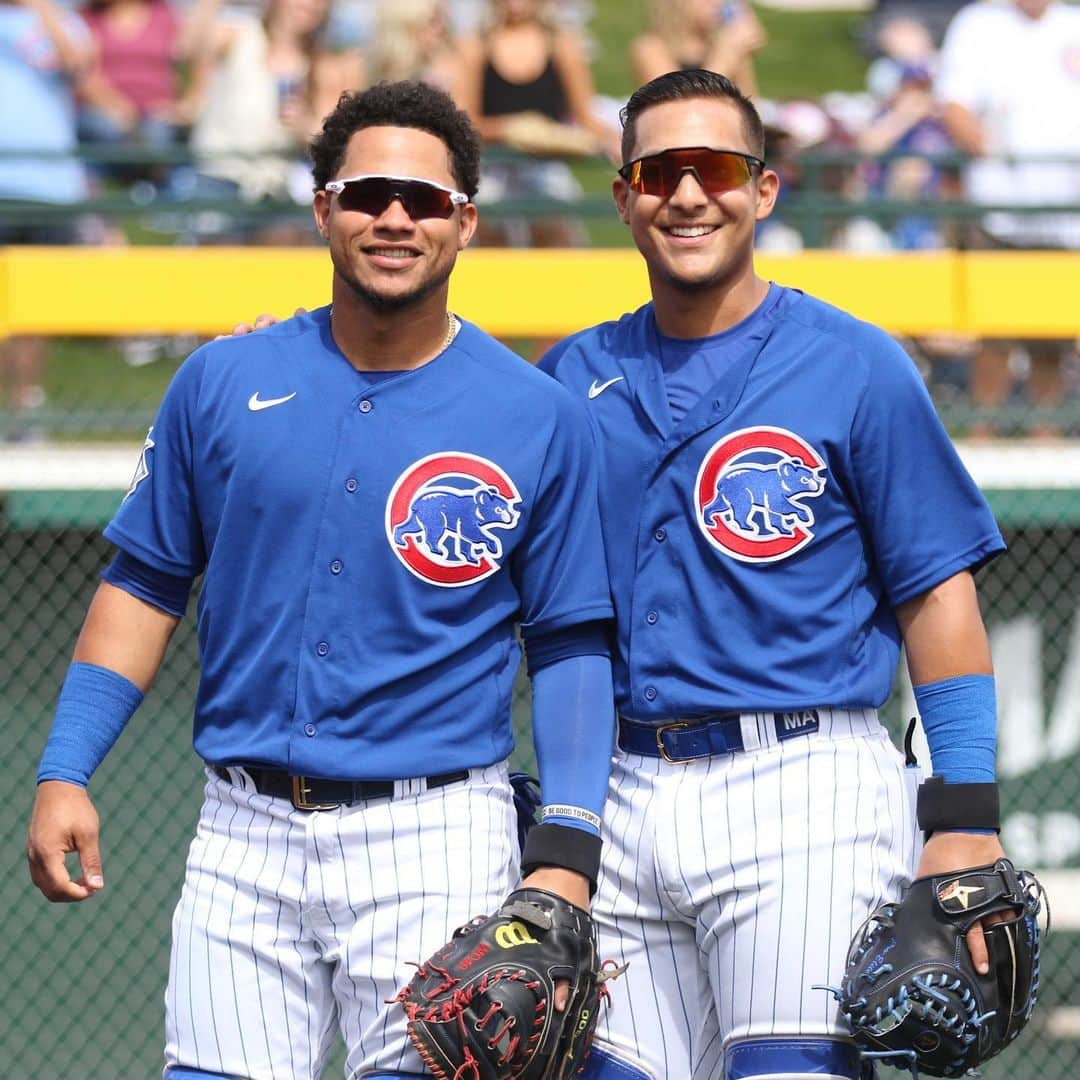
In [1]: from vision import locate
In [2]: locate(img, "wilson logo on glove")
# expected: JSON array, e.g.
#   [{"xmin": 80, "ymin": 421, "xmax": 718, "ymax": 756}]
[
  {"xmin": 396, "ymin": 888, "xmax": 625, "ymax": 1080},
  {"xmin": 496, "ymin": 921, "xmax": 541, "ymax": 949}
]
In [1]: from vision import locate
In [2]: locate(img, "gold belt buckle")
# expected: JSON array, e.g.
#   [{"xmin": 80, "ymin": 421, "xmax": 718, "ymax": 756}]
[
  {"xmin": 656, "ymin": 721, "xmax": 691, "ymax": 764},
  {"xmin": 291, "ymin": 775, "xmax": 339, "ymax": 811}
]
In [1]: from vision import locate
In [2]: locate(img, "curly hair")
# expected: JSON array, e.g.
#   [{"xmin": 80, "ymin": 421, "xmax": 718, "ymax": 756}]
[{"xmin": 309, "ymin": 81, "xmax": 481, "ymax": 196}]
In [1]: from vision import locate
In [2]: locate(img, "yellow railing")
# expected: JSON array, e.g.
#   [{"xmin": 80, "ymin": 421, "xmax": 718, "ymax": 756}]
[{"xmin": 1, "ymin": 247, "xmax": 1078, "ymax": 339}]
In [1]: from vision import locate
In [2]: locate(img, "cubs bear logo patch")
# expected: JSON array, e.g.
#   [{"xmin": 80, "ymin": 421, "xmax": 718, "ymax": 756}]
[
  {"xmin": 386, "ymin": 452, "xmax": 522, "ymax": 587},
  {"xmin": 695, "ymin": 426, "xmax": 827, "ymax": 563}
]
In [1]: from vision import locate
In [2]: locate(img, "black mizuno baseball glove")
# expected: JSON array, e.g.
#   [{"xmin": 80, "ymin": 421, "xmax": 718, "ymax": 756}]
[
  {"xmin": 396, "ymin": 888, "xmax": 623, "ymax": 1080},
  {"xmin": 824, "ymin": 858, "xmax": 1047, "ymax": 1078}
]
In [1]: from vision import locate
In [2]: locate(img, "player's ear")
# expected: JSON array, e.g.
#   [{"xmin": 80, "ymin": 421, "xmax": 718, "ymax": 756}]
[
  {"xmin": 457, "ymin": 201, "xmax": 479, "ymax": 249},
  {"xmin": 313, "ymin": 189, "xmax": 331, "ymax": 240},
  {"xmin": 754, "ymin": 166, "xmax": 780, "ymax": 222},
  {"xmin": 612, "ymin": 176, "xmax": 631, "ymax": 224}
]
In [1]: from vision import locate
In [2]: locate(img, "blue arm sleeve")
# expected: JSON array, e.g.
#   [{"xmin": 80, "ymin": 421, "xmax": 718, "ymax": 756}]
[
  {"xmin": 531, "ymin": 653, "xmax": 615, "ymax": 837},
  {"xmin": 37, "ymin": 662, "xmax": 144, "ymax": 786},
  {"xmin": 914, "ymin": 674, "xmax": 997, "ymax": 784},
  {"xmin": 101, "ymin": 550, "xmax": 194, "ymax": 618}
]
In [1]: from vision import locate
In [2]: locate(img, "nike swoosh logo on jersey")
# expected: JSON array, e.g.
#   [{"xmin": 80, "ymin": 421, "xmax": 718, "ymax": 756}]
[
  {"xmin": 248, "ymin": 391, "xmax": 297, "ymax": 411},
  {"xmin": 587, "ymin": 376, "xmax": 625, "ymax": 399}
]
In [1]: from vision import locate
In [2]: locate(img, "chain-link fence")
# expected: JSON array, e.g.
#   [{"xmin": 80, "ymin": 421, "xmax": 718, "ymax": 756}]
[{"xmin": 2, "ymin": 342, "xmax": 1077, "ymax": 1078}]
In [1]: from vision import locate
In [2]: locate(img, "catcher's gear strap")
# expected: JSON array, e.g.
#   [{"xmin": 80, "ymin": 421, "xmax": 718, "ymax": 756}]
[
  {"xmin": 579, "ymin": 1045, "xmax": 654, "ymax": 1078},
  {"xmin": 913, "ymin": 674, "xmax": 996, "ymax": 784},
  {"xmin": 165, "ymin": 1069, "xmax": 235, "ymax": 1078},
  {"xmin": 931, "ymin": 860, "xmax": 1027, "ymax": 926},
  {"xmin": 37, "ymin": 661, "xmax": 144, "ymax": 787},
  {"xmin": 522, "ymin": 821, "xmax": 603, "ymax": 887},
  {"xmin": 917, "ymin": 776, "xmax": 1000, "ymax": 834},
  {"xmin": 725, "ymin": 1038, "xmax": 864, "ymax": 1079}
]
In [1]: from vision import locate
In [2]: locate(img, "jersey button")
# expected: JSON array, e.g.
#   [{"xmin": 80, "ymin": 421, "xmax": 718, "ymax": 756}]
[
  {"xmin": 330, "ymin": 559, "xmax": 343, "ymax": 575},
  {"xmin": 654, "ymin": 528, "xmax": 667, "ymax": 542},
  {"xmin": 644, "ymin": 686, "xmax": 657, "ymax": 702},
  {"xmin": 316, "ymin": 641, "xmax": 329, "ymax": 657},
  {"xmin": 645, "ymin": 610, "xmax": 658, "ymax": 625},
  {"xmin": 358, "ymin": 399, "xmax": 373, "ymax": 413},
  {"xmin": 345, "ymin": 478, "xmax": 358, "ymax": 493},
  {"xmin": 304, "ymin": 723, "xmax": 317, "ymax": 737}
]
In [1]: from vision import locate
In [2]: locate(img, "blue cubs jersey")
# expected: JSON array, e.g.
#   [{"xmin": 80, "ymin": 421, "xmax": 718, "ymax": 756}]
[
  {"xmin": 540, "ymin": 287, "xmax": 1005, "ymax": 721},
  {"xmin": 106, "ymin": 307, "xmax": 612, "ymax": 778}
]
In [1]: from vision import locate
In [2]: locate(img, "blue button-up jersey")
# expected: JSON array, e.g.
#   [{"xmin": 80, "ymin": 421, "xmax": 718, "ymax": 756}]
[
  {"xmin": 106, "ymin": 308, "xmax": 613, "ymax": 777},
  {"xmin": 541, "ymin": 287, "xmax": 1004, "ymax": 720}
]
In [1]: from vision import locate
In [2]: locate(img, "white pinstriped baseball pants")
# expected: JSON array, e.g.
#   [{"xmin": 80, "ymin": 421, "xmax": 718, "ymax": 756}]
[
  {"xmin": 164, "ymin": 762, "xmax": 518, "ymax": 1080},
  {"xmin": 591, "ymin": 708, "xmax": 922, "ymax": 1079}
]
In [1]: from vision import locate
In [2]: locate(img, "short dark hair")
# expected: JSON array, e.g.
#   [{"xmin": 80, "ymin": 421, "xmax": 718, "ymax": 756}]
[
  {"xmin": 620, "ymin": 69, "xmax": 766, "ymax": 164},
  {"xmin": 309, "ymin": 81, "xmax": 481, "ymax": 196}
]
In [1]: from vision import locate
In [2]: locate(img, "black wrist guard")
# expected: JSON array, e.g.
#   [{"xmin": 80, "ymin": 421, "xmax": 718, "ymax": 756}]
[
  {"xmin": 916, "ymin": 776, "xmax": 1000, "ymax": 835},
  {"xmin": 521, "ymin": 822, "xmax": 602, "ymax": 893}
]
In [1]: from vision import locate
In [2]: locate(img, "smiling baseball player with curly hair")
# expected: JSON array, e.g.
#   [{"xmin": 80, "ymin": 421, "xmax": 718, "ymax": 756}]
[{"xmin": 26, "ymin": 81, "xmax": 617, "ymax": 1080}]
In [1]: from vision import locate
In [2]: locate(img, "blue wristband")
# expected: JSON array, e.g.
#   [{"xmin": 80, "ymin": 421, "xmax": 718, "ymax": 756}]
[
  {"xmin": 914, "ymin": 673, "xmax": 997, "ymax": 785},
  {"xmin": 37, "ymin": 662, "xmax": 144, "ymax": 787}
]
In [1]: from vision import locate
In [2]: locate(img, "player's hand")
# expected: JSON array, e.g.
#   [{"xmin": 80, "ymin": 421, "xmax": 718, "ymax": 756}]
[
  {"xmin": 26, "ymin": 780, "xmax": 105, "ymax": 902},
  {"xmin": 915, "ymin": 830, "xmax": 1009, "ymax": 975},
  {"xmin": 519, "ymin": 866, "xmax": 591, "ymax": 1012},
  {"xmin": 214, "ymin": 308, "xmax": 308, "ymax": 340}
]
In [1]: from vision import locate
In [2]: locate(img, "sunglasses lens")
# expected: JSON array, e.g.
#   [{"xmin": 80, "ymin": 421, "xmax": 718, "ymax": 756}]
[
  {"xmin": 629, "ymin": 150, "xmax": 753, "ymax": 197},
  {"xmin": 335, "ymin": 178, "xmax": 455, "ymax": 219}
]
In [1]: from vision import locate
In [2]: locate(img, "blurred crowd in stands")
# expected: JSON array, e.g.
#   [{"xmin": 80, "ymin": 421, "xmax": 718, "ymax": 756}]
[{"xmin": 1, "ymin": 0, "xmax": 1078, "ymax": 434}]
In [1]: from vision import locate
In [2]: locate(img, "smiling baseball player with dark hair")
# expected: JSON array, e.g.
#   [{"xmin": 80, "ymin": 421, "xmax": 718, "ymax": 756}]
[
  {"xmin": 540, "ymin": 69, "xmax": 1043, "ymax": 1080},
  {"xmin": 26, "ymin": 81, "xmax": 616, "ymax": 1080}
]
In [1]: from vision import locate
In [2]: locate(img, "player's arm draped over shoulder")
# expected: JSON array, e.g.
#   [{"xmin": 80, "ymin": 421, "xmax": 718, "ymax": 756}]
[{"xmin": 395, "ymin": 887, "xmax": 621, "ymax": 1080}]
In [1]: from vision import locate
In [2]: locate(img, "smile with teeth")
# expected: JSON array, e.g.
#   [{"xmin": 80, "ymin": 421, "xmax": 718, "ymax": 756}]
[
  {"xmin": 368, "ymin": 248, "xmax": 418, "ymax": 259},
  {"xmin": 664, "ymin": 224, "xmax": 719, "ymax": 237}
]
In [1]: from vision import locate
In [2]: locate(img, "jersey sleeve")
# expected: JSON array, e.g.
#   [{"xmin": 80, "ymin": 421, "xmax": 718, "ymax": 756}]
[
  {"xmin": 510, "ymin": 391, "xmax": 613, "ymax": 633},
  {"xmin": 103, "ymin": 350, "xmax": 208, "ymax": 577},
  {"xmin": 936, "ymin": 7, "xmax": 987, "ymax": 111},
  {"xmin": 849, "ymin": 332, "xmax": 1005, "ymax": 607}
]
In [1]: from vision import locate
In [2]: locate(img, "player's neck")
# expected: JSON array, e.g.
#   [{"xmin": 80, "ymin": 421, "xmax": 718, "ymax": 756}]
[
  {"xmin": 330, "ymin": 286, "xmax": 454, "ymax": 371},
  {"xmin": 651, "ymin": 271, "xmax": 770, "ymax": 340}
]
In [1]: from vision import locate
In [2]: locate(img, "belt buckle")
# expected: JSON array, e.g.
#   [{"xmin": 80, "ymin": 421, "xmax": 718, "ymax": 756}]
[
  {"xmin": 291, "ymin": 775, "xmax": 339, "ymax": 811},
  {"xmin": 656, "ymin": 721, "xmax": 691, "ymax": 764}
]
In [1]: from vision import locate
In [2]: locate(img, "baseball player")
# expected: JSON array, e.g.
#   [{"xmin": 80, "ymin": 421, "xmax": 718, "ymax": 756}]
[
  {"xmin": 539, "ymin": 70, "xmax": 1013, "ymax": 1080},
  {"xmin": 26, "ymin": 81, "xmax": 617, "ymax": 1080}
]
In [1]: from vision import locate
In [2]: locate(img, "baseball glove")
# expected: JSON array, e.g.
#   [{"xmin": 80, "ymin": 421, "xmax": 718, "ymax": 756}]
[
  {"xmin": 825, "ymin": 858, "xmax": 1047, "ymax": 1078},
  {"xmin": 396, "ymin": 888, "xmax": 619, "ymax": 1080}
]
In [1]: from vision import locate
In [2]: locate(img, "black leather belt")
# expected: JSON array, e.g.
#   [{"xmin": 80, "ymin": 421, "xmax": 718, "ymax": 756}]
[
  {"xmin": 618, "ymin": 709, "xmax": 821, "ymax": 763},
  {"xmin": 210, "ymin": 765, "xmax": 469, "ymax": 810}
]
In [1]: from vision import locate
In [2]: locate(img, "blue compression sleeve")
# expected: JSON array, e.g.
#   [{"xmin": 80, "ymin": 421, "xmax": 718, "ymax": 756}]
[
  {"xmin": 37, "ymin": 662, "xmax": 144, "ymax": 786},
  {"xmin": 914, "ymin": 674, "xmax": 997, "ymax": 784},
  {"xmin": 531, "ymin": 653, "xmax": 615, "ymax": 836},
  {"xmin": 102, "ymin": 549, "xmax": 193, "ymax": 617}
]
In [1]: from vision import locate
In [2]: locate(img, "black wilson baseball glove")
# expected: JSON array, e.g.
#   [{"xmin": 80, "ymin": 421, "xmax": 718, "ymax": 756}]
[
  {"xmin": 824, "ymin": 858, "xmax": 1047, "ymax": 1078},
  {"xmin": 396, "ymin": 888, "xmax": 621, "ymax": 1080}
]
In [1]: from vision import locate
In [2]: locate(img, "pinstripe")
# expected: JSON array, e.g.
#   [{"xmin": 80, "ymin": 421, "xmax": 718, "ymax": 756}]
[
  {"xmin": 822, "ymin": 738, "xmax": 840, "ymax": 1027},
  {"xmin": 769, "ymin": 746, "xmax": 785, "ymax": 1033},
  {"xmin": 222, "ymin": 798, "xmax": 258, "ymax": 1075},
  {"xmin": 205, "ymin": 795, "xmax": 242, "ymax": 1065},
  {"xmin": 799, "ymin": 735, "xmax": 813, "ymax": 1027},
  {"xmin": 246, "ymin": 794, "xmax": 278, "ymax": 1073},
  {"xmin": 275, "ymin": 805, "xmax": 303, "ymax": 1080},
  {"xmin": 334, "ymin": 818, "xmax": 366, "ymax": 1060}
]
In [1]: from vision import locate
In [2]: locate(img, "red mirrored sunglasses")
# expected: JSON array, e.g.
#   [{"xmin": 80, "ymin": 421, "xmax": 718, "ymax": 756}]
[
  {"xmin": 324, "ymin": 174, "xmax": 470, "ymax": 219},
  {"xmin": 618, "ymin": 147, "xmax": 765, "ymax": 198}
]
